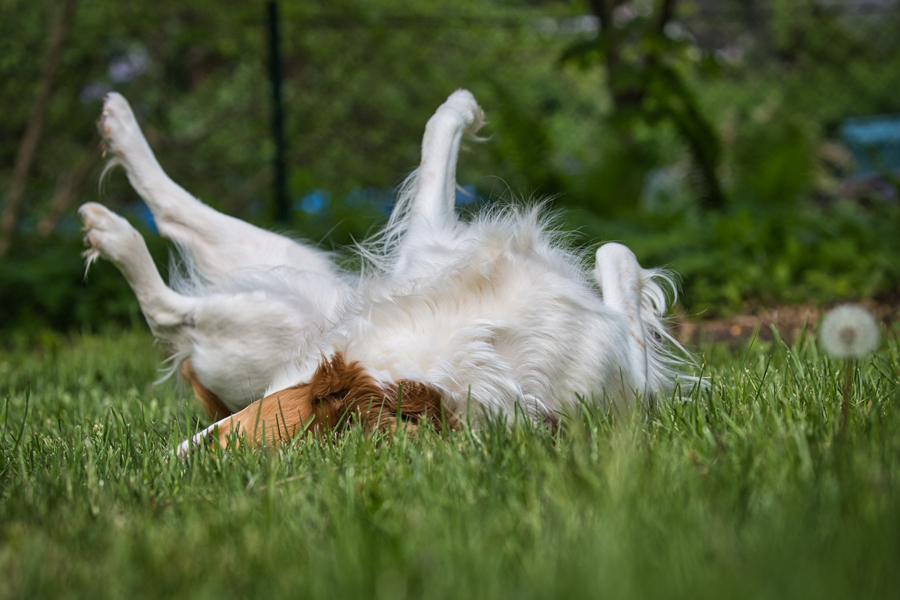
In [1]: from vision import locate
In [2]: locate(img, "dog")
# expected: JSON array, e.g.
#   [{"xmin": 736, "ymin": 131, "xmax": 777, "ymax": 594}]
[{"xmin": 78, "ymin": 90, "xmax": 690, "ymax": 454}]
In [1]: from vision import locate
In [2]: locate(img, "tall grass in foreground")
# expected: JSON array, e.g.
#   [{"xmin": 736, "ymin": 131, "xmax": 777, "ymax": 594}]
[{"xmin": 1, "ymin": 328, "xmax": 900, "ymax": 599}]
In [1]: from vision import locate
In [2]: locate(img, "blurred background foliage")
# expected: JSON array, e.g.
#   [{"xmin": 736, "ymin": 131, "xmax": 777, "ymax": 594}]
[{"xmin": 2, "ymin": 0, "xmax": 900, "ymax": 336}]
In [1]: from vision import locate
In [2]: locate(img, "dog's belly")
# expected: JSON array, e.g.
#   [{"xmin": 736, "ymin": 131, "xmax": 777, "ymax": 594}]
[{"xmin": 336, "ymin": 256, "xmax": 635, "ymax": 417}]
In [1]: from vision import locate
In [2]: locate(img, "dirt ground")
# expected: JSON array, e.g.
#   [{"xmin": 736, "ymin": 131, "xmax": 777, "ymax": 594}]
[{"xmin": 672, "ymin": 301, "xmax": 899, "ymax": 346}]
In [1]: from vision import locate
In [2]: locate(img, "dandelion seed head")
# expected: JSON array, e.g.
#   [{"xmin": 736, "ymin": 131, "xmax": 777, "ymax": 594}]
[{"xmin": 819, "ymin": 304, "xmax": 880, "ymax": 360}]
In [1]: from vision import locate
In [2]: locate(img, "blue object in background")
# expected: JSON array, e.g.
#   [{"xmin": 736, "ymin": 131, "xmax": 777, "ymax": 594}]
[
  {"xmin": 292, "ymin": 184, "xmax": 480, "ymax": 218},
  {"xmin": 839, "ymin": 114, "xmax": 900, "ymax": 176},
  {"xmin": 130, "ymin": 201, "xmax": 158, "ymax": 234},
  {"xmin": 456, "ymin": 184, "xmax": 477, "ymax": 205},
  {"xmin": 295, "ymin": 189, "xmax": 331, "ymax": 214}
]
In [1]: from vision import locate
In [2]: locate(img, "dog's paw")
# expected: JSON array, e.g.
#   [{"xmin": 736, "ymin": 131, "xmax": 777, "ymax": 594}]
[
  {"xmin": 78, "ymin": 202, "xmax": 141, "ymax": 267},
  {"xmin": 441, "ymin": 89, "xmax": 485, "ymax": 136},
  {"xmin": 97, "ymin": 92, "xmax": 147, "ymax": 161},
  {"xmin": 175, "ymin": 423, "xmax": 218, "ymax": 459},
  {"xmin": 175, "ymin": 438, "xmax": 194, "ymax": 460}
]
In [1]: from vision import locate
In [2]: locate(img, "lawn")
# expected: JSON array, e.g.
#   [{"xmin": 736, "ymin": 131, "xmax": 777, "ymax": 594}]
[{"xmin": 1, "ymin": 327, "xmax": 900, "ymax": 599}]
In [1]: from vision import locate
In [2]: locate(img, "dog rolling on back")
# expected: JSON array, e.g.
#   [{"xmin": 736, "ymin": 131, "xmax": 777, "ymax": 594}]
[{"xmin": 79, "ymin": 90, "xmax": 691, "ymax": 453}]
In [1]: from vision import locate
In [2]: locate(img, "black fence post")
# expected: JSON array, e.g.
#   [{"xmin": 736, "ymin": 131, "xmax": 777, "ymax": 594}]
[{"xmin": 267, "ymin": 1, "xmax": 289, "ymax": 224}]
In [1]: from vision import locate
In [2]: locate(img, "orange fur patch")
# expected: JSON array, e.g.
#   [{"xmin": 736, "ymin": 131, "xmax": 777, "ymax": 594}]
[{"xmin": 210, "ymin": 352, "xmax": 458, "ymax": 448}]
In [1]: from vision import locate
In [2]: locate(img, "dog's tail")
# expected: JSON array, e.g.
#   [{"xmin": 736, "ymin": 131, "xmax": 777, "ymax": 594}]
[{"xmin": 594, "ymin": 243, "xmax": 694, "ymax": 405}]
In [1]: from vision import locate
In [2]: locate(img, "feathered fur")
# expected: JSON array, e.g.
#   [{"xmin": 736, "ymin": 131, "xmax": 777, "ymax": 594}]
[{"xmin": 78, "ymin": 89, "xmax": 693, "ymax": 455}]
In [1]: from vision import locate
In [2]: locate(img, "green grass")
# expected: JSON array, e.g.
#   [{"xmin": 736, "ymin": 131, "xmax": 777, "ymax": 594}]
[{"xmin": 2, "ymin": 327, "xmax": 900, "ymax": 599}]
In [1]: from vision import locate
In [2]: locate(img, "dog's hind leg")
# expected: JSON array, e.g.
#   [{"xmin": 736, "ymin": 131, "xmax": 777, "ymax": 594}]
[
  {"xmin": 390, "ymin": 90, "xmax": 484, "ymax": 278},
  {"xmin": 98, "ymin": 93, "xmax": 335, "ymax": 281}
]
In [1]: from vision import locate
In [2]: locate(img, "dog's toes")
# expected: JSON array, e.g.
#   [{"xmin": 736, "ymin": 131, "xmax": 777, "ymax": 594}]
[
  {"xmin": 77, "ymin": 202, "xmax": 140, "ymax": 264},
  {"xmin": 175, "ymin": 438, "xmax": 193, "ymax": 460},
  {"xmin": 78, "ymin": 202, "xmax": 115, "ymax": 234},
  {"xmin": 98, "ymin": 93, "xmax": 141, "ymax": 155},
  {"xmin": 79, "ymin": 204, "xmax": 105, "ymax": 270},
  {"xmin": 443, "ymin": 89, "xmax": 485, "ymax": 134},
  {"xmin": 175, "ymin": 424, "xmax": 219, "ymax": 459}
]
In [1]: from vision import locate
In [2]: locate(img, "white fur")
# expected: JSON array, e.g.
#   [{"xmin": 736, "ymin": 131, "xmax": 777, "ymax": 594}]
[
  {"xmin": 85, "ymin": 93, "xmax": 348, "ymax": 409},
  {"xmin": 80, "ymin": 90, "xmax": 692, "ymax": 448}
]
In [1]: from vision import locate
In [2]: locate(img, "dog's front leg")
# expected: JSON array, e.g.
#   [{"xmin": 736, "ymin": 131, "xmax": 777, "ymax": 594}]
[
  {"xmin": 391, "ymin": 90, "xmax": 484, "ymax": 278},
  {"xmin": 408, "ymin": 89, "xmax": 484, "ymax": 229}
]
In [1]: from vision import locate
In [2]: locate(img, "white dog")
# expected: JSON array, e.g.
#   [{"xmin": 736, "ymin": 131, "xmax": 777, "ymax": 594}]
[{"xmin": 79, "ymin": 90, "xmax": 690, "ymax": 453}]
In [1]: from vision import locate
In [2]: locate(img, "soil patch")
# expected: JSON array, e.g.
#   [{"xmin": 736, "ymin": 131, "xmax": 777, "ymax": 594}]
[{"xmin": 673, "ymin": 301, "xmax": 899, "ymax": 346}]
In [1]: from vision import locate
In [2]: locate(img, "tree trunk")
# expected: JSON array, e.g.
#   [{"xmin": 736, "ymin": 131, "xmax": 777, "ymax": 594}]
[
  {"xmin": 0, "ymin": 0, "xmax": 80, "ymax": 255},
  {"xmin": 589, "ymin": 0, "xmax": 628, "ymax": 109},
  {"xmin": 36, "ymin": 140, "xmax": 102, "ymax": 238},
  {"xmin": 587, "ymin": 0, "xmax": 726, "ymax": 211}
]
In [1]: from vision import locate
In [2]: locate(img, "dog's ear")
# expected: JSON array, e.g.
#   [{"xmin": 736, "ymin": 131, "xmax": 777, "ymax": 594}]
[
  {"xmin": 208, "ymin": 352, "xmax": 459, "ymax": 449},
  {"xmin": 309, "ymin": 354, "xmax": 458, "ymax": 434},
  {"xmin": 210, "ymin": 352, "xmax": 384, "ymax": 447},
  {"xmin": 308, "ymin": 352, "xmax": 351, "ymax": 398},
  {"xmin": 308, "ymin": 352, "xmax": 391, "ymax": 432}
]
